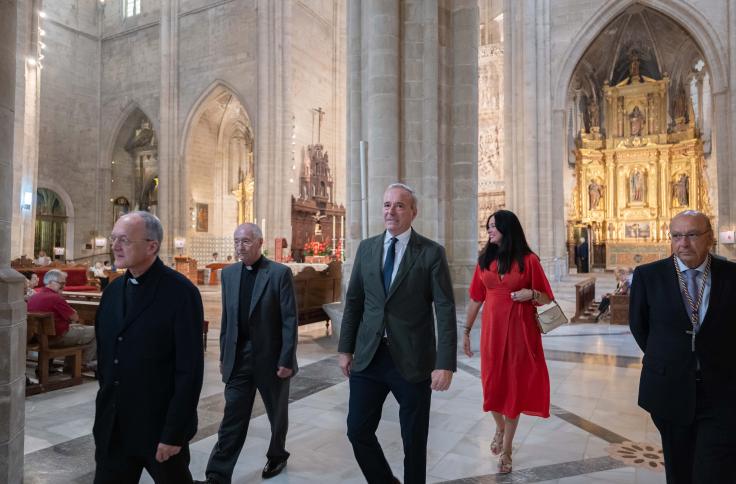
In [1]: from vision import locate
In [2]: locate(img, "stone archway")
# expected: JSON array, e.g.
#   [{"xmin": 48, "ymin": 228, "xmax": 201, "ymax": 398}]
[{"xmin": 182, "ymin": 83, "xmax": 254, "ymax": 262}]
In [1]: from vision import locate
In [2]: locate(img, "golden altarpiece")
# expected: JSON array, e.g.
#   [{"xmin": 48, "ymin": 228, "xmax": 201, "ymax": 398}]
[{"xmin": 568, "ymin": 63, "xmax": 712, "ymax": 269}]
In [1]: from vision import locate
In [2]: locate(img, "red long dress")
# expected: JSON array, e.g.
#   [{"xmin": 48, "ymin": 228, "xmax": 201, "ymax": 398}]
[{"xmin": 469, "ymin": 253, "xmax": 553, "ymax": 419}]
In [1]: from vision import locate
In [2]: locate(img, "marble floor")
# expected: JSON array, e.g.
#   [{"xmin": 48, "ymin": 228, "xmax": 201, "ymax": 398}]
[{"xmin": 24, "ymin": 277, "xmax": 665, "ymax": 483}]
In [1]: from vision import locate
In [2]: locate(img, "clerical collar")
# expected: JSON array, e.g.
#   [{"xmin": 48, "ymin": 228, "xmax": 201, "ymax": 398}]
[
  {"xmin": 242, "ymin": 256, "xmax": 263, "ymax": 272},
  {"xmin": 125, "ymin": 258, "xmax": 159, "ymax": 285}
]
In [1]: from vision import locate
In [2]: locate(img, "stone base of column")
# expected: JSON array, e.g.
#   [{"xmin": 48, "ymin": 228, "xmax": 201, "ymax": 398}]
[{"xmin": 0, "ymin": 268, "xmax": 27, "ymax": 484}]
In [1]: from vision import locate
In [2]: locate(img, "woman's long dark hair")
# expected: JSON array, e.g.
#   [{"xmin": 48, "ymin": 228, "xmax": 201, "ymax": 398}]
[{"xmin": 478, "ymin": 210, "xmax": 533, "ymax": 274}]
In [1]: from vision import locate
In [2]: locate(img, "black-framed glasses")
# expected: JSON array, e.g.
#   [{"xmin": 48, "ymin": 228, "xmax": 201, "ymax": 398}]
[{"xmin": 670, "ymin": 231, "xmax": 708, "ymax": 242}]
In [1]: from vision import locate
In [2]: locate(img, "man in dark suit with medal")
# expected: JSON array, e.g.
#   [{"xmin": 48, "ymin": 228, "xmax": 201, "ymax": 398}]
[
  {"xmin": 195, "ymin": 223, "xmax": 298, "ymax": 483},
  {"xmin": 94, "ymin": 211, "xmax": 204, "ymax": 483},
  {"xmin": 338, "ymin": 183, "xmax": 457, "ymax": 484},
  {"xmin": 630, "ymin": 210, "xmax": 736, "ymax": 483}
]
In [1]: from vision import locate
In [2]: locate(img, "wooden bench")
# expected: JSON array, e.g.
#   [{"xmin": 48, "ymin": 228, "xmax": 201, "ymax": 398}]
[
  {"xmin": 571, "ymin": 277, "xmax": 596, "ymax": 322},
  {"xmin": 294, "ymin": 261, "xmax": 342, "ymax": 327},
  {"xmin": 26, "ymin": 312, "xmax": 85, "ymax": 396},
  {"xmin": 610, "ymin": 294, "xmax": 630, "ymax": 325}
]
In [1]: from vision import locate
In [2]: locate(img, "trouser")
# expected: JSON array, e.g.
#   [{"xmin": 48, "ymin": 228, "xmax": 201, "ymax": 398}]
[
  {"xmin": 94, "ymin": 442, "xmax": 192, "ymax": 484},
  {"xmin": 652, "ymin": 380, "xmax": 736, "ymax": 484},
  {"xmin": 347, "ymin": 341, "xmax": 432, "ymax": 484},
  {"xmin": 205, "ymin": 344, "xmax": 290, "ymax": 483},
  {"xmin": 49, "ymin": 323, "xmax": 96, "ymax": 365}
]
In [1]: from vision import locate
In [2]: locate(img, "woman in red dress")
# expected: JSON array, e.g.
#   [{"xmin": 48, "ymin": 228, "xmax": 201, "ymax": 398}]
[{"xmin": 463, "ymin": 210, "xmax": 554, "ymax": 474}]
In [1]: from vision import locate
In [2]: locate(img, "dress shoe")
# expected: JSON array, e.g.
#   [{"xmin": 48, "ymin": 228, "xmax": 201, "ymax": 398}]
[
  {"xmin": 261, "ymin": 458, "xmax": 287, "ymax": 479},
  {"xmin": 192, "ymin": 479, "xmax": 217, "ymax": 484}
]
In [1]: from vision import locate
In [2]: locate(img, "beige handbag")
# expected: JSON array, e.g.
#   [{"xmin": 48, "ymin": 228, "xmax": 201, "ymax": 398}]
[{"xmin": 536, "ymin": 301, "xmax": 568, "ymax": 334}]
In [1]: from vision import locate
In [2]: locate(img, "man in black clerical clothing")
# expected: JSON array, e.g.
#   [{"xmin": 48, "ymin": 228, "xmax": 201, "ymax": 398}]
[
  {"xmin": 93, "ymin": 211, "xmax": 204, "ymax": 483},
  {"xmin": 195, "ymin": 223, "xmax": 298, "ymax": 483},
  {"xmin": 630, "ymin": 210, "xmax": 736, "ymax": 483}
]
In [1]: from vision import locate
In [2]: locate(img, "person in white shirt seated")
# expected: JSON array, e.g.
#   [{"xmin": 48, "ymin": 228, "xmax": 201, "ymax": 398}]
[
  {"xmin": 92, "ymin": 261, "xmax": 109, "ymax": 290},
  {"xmin": 34, "ymin": 250, "xmax": 52, "ymax": 266}
]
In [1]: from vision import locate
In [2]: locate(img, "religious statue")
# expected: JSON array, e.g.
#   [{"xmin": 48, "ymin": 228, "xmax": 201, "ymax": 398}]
[
  {"xmin": 588, "ymin": 99, "xmax": 600, "ymax": 129},
  {"xmin": 672, "ymin": 173, "xmax": 689, "ymax": 207},
  {"xmin": 628, "ymin": 52, "xmax": 643, "ymax": 84},
  {"xmin": 629, "ymin": 169, "xmax": 646, "ymax": 202},
  {"xmin": 646, "ymin": 93, "xmax": 658, "ymax": 134},
  {"xmin": 588, "ymin": 179, "xmax": 603, "ymax": 210},
  {"xmin": 629, "ymin": 106, "xmax": 644, "ymax": 136}
]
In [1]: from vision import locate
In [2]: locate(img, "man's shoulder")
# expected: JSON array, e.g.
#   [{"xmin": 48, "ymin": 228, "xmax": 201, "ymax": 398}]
[
  {"xmin": 159, "ymin": 264, "xmax": 199, "ymax": 293},
  {"xmin": 262, "ymin": 258, "xmax": 291, "ymax": 276}
]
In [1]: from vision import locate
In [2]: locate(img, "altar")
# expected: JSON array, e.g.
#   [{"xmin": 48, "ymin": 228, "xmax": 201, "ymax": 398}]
[{"xmin": 568, "ymin": 55, "xmax": 712, "ymax": 269}]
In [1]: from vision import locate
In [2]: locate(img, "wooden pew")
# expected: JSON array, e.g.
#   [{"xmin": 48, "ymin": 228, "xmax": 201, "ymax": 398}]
[
  {"xmin": 26, "ymin": 312, "xmax": 84, "ymax": 396},
  {"xmin": 571, "ymin": 277, "xmax": 596, "ymax": 322},
  {"xmin": 610, "ymin": 294, "xmax": 630, "ymax": 325},
  {"xmin": 293, "ymin": 261, "xmax": 342, "ymax": 327}
]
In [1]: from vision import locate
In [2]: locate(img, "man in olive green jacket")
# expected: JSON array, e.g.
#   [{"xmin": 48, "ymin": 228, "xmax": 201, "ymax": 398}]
[{"xmin": 338, "ymin": 183, "xmax": 457, "ymax": 484}]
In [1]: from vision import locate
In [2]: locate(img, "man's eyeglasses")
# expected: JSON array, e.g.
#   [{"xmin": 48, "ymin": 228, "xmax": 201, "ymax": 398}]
[
  {"xmin": 109, "ymin": 236, "xmax": 153, "ymax": 247},
  {"xmin": 234, "ymin": 238, "xmax": 256, "ymax": 247},
  {"xmin": 670, "ymin": 231, "xmax": 708, "ymax": 242}
]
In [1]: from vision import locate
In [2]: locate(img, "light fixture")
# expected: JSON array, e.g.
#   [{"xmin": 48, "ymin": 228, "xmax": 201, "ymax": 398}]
[
  {"xmin": 38, "ymin": 54, "xmax": 45, "ymax": 61},
  {"xmin": 53, "ymin": 247, "xmax": 65, "ymax": 256},
  {"xmin": 39, "ymin": 11, "xmax": 46, "ymax": 18},
  {"xmin": 27, "ymin": 57, "xmax": 37, "ymax": 66},
  {"xmin": 39, "ymin": 41, "xmax": 47, "ymax": 50},
  {"xmin": 21, "ymin": 191, "xmax": 33, "ymax": 210},
  {"xmin": 719, "ymin": 230, "xmax": 735, "ymax": 244},
  {"xmin": 39, "ymin": 29, "xmax": 46, "ymax": 36},
  {"xmin": 174, "ymin": 238, "xmax": 186, "ymax": 249},
  {"xmin": 94, "ymin": 237, "xmax": 107, "ymax": 248}
]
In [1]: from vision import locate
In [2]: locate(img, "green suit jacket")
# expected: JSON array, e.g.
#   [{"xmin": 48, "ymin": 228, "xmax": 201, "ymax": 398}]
[{"xmin": 338, "ymin": 229, "xmax": 457, "ymax": 382}]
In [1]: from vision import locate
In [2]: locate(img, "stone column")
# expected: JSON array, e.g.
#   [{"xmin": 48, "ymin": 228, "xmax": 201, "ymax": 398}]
[
  {"xmin": 345, "ymin": 0, "xmax": 478, "ymax": 306},
  {"xmin": 256, "ymin": 0, "xmax": 292, "ymax": 245},
  {"xmin": 1, "ymin": 2, "xmax": 27, "ymax": 482},
  {"xmin": 159, "ymin": 0, "xmax": 180, "ymax": 259}
]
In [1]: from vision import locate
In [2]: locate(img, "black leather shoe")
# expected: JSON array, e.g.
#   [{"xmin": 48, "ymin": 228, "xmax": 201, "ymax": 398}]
[
  {"xmin": 261, "ymin": 459, "xmax": 287, "ymax": 479},
  {"xmin": 193, "ymin": 479, "xmax": 217, "ymax": 484}
]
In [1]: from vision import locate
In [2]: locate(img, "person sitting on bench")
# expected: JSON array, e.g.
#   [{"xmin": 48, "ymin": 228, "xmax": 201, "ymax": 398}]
[
  {"xmin": 27, "ymin": 269, "xmax": 97, "ymax": 371},
  {"xmin": 595, "ymin": 268, "xmax": 631, "ymax": 321}
]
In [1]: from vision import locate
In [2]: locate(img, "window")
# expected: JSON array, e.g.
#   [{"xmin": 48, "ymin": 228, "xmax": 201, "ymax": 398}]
[{"xmin": 124, "ymin": 0, "xmax": 141, "ymax": 18}]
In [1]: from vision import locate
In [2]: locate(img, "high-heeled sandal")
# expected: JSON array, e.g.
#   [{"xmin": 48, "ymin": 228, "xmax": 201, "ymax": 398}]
[
  {"xmin": 490, "ymin": 429, "xmax": 504, "ymax": 455},
  {"xmin": 498, "ymin": 452, "xmax": 512, "ymax": 474}
]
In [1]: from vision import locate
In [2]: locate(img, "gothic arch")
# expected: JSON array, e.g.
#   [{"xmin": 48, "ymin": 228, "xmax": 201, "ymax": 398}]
[
  {"xmin": 104, "ymin": 101, "xmax": 157, "ymax": 170},
  {"xmin": 36, "ymin": 180, "xmax": 75, "ymax": 259},
  {"xmin": 552, "ymin": 0, "xmax": 727, "ymax": 112},
  {"xmin": 180, "ymin": 80, "xmax": 254, "ymax": 158}
]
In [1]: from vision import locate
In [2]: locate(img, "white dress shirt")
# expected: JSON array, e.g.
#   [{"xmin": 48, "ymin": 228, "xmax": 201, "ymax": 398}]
[
  {"xmin": 382, "ymin": 228, "xmax": 412, "ymax": 287},
  {"xmin": 675, "ymin": 256, "xmax": 711, "ymax": 326}
]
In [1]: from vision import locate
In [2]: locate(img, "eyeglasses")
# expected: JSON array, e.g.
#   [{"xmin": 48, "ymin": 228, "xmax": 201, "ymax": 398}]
[
  {"xmin": 670, "ymin": 231, "xmax": 708, "ymax": 242},
  {"xmin": 234, "ymin": 238, "xmax": 256, "ymax": 247},
  {"xmin": 109, "ymin": 235, "xmax": 153, "ymax": 247}
]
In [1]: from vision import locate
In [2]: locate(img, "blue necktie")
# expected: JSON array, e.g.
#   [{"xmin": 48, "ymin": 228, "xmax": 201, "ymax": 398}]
[
  {"xmin": 383, "ymin": 237, "xmax": 398, "ymax": 294},
  {"xmin": 685, "ymin": 269, "xmax": 699, "ymax": 328}
]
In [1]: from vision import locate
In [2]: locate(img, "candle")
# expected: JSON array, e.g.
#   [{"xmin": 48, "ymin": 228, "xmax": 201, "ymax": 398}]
[{"xmin": 332, "ymin": 216, "xmax": 336, "ymax": 252}]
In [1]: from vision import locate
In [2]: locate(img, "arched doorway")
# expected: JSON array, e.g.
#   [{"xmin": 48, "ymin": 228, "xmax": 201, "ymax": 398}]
[
  {"xmin": 563, "ymin": 4, "xmax": 716, "ymax": 271},
  {"xmin": 34, "ymin": 188, "xmax": 67, "ymax": 261},
  {"xmin": 183, "ymin": 84, "xmax": 254, "ymax": 262}
]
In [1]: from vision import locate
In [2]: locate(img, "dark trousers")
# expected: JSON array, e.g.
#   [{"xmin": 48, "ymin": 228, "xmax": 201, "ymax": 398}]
[
  {"xmin": 205, "ymin": 345, "xmax": 290, "ymax": 483},
  {"xmin": 94, "ymin": 443, "xmax": 192, "ymax": 484},
  {"xmin": 347, "ymin": 342, "xmax": 432, "ymax": 484},
  {"xmin": 652, "ymin": 381, "xmax": 736, "ymax": 484}
]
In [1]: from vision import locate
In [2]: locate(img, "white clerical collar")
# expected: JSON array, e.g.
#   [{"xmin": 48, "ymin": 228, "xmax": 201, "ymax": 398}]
[
  {"xmin": 675, "ymin": 255, "xmax": 709, "ymax": 274},
  {"xmin": 384, "ymin": 228, "xmax": 412, "ymax": 244}
]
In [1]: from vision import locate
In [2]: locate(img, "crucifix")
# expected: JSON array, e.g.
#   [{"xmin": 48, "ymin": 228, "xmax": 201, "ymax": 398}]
[{"xmin": 311, "ymin": 107, "xmax": 325, "ymax": 144}]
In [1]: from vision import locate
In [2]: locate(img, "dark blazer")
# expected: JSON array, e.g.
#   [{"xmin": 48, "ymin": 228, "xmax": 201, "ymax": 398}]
[
  {"xmin": 629, "ymin": 255, "xmax": 736, "ymax": 423},
  {"xmin": 93, "ymin": 258, "xmax": 204, "ymax": 460},
  {"xmin": 338, "ymin": 230, "xmax": 457, "ymax": 382},
  {"xmin": 219, "ymin": 257, "xmax": 298, "ymax": 384}
]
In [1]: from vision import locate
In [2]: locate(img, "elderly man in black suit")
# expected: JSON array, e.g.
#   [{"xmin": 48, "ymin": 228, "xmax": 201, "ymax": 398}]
[
  {"xmin": 195, "ymin": 223, "xmax": 298, "ymax": 483},
  {"xmin": 339, "ymin": 183, "xmax": 457, "ymax": 484},
  {"xmin": 93, "ymin": 211, "xmax": 204, "ymax": 483},
  {"xmin": 630, "ymin": 210, "xmax": 736, "ymax": 484}
]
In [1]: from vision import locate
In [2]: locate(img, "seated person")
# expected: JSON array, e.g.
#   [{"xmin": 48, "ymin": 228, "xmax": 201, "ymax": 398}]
[
  {"xmin": 34, "ymin": 250, "xmax": 52, "ymax": 266},
  {"xmin": 210, "ymin": 252, "xmax": 219, "ymax": 263},
  {"xmin": 91, "ymin": 261, "xmax": 109, "ymax": 290},
  {"xmin": 225, "ymin": 255, "xmax": 233, "ymax": 263},
  {"xmin": 27, "ymin": 269, "xmax": 97, "ymax": 370},
  {"xmin": 595, "ymin": 268, "xmax": 631, "ymax": 321},
  {"xmin": 24, "ymin": 273, "xmax": 39, "ymax": 301}
]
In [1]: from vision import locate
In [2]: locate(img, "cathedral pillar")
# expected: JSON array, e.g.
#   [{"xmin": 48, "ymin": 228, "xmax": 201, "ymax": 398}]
[
  {"xmin": 1, "ymin": 2, "xmax": 27, "ymax": 482},
  {"xmin": 346, "ymin": 0, "xmax": 478, "ymax": 306},
  {"xmin": 256, "ymin": 0, "xmax": 292, "ymax": 245},
  {"xmin": 158, "ymin": 0, "xmax": 181, "ymax": 258},
  {"xmin": 504, "ymin": 0, "xmax": 564, "ymax": 270}
]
